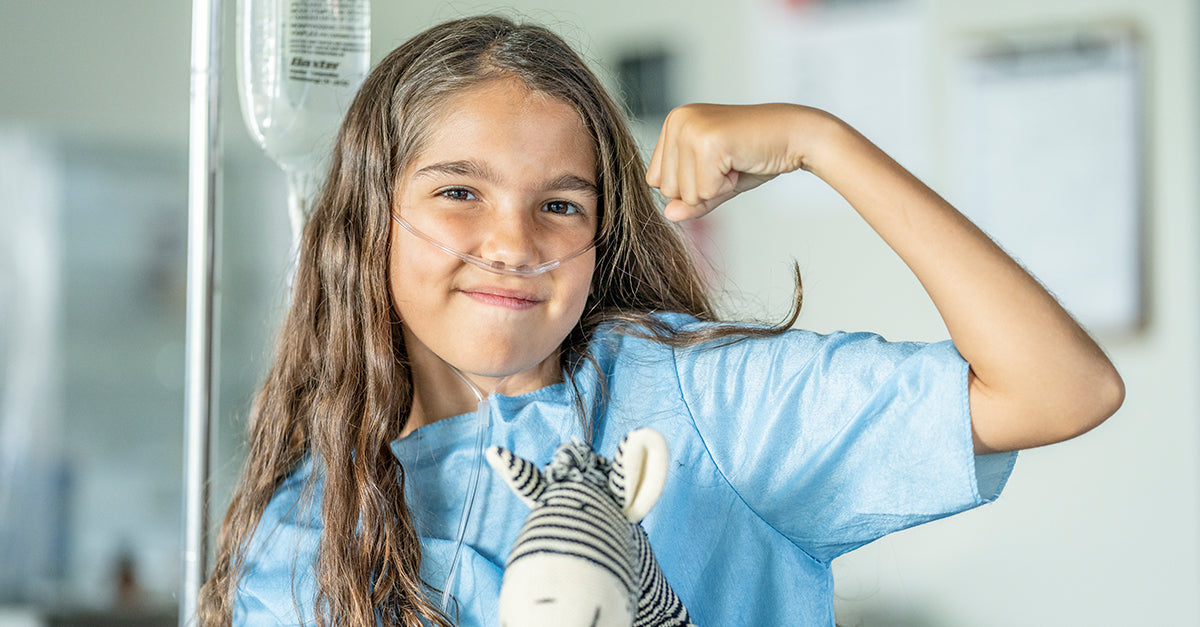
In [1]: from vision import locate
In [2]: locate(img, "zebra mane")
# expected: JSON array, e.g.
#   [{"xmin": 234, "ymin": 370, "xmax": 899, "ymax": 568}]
[{"xmin": 544, "ymin": 441, "xmax": 612, "ymax": 487}]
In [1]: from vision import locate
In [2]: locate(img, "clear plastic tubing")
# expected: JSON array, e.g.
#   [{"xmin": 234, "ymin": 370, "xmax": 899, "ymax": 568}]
[
  {"xmin": 441, "ymin": 368, "xmax": 508, "ymax": 613},
  {"xmin": 392, "ymin": 213, "xmax": 596, "ymax": 277}
]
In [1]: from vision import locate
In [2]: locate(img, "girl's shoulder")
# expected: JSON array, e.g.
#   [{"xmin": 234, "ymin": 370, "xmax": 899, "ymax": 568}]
[
  {"xmin": 233, "ymin": 454, "xmax": 324, "ymax": 623},
  {"xmin": 589, "ymin": 310, "xmax": 859, "ymax": 361},
  {"xmin": 590, "ymin": 311, "xmax": 778, "ymax": 350}
]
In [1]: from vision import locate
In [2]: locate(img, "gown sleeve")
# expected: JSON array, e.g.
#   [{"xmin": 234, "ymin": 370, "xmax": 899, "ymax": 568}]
[{"xmin": 671, "ymin": 325, "xmax": 1016, "ymax": 563}]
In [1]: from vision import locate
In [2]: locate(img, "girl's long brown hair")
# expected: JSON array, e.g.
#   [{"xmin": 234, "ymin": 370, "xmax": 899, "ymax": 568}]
[{"xmin": 198, "ymin": 14, "xmax": 799, "ymax": 627}]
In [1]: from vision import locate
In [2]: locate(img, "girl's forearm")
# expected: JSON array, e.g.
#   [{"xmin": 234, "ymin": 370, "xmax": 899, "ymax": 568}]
[{"xmin": 800, "ymin": 111, "xmax": 1124, "ymax": 453}]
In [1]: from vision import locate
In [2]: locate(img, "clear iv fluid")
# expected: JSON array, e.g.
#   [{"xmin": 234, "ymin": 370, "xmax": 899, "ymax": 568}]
[{"xmin": 237, "ymin": 0, "xmax": 370, "ymax": 188}]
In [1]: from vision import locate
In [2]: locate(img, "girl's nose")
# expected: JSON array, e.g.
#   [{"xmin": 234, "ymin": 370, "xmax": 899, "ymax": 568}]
[{"xmin": 476, "ymin": 208, "xmax": 542, "ymax": 268}]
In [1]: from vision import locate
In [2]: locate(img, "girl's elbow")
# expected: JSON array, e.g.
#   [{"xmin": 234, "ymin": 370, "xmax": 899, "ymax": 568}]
[
  {"xmin": 985, "ymin": 362, "xmax": 1126, "ymax": 451},
  {"xmin": 1090, "ymin": 362, "xmax": 1125, "ymax": 428},
  {"xmin": 1055, "ymin": 361, "xmax": 1125, "ymax": 443}
]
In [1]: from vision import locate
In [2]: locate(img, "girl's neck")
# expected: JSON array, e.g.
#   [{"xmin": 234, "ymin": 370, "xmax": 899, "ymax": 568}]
[{"xmin": 400, "ymin": 328, "xmax": 562, "ymax": 437}]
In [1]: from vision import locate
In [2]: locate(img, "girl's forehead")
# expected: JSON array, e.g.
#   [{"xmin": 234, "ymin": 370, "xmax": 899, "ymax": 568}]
[
  {"xmin": 435, "ymin": 80, "xmax": 590, "ymax": 141},
  {"xmin": 402, "ymin": 79, "xmax": 598, "ymax": 184}
]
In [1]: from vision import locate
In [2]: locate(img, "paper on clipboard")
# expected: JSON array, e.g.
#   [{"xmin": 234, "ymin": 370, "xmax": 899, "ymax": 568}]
[{"xmin": 948, "ymin": 27, "xmax": 1143, "ymax": 334}]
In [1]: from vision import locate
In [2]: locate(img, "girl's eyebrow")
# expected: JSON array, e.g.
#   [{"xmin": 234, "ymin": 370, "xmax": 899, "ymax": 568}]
[
  {"xmin": 413, "ymin": 159, "xmax": 497, "ymax": 181},
  {"xmin": 543, "ymin": 173, "xmax": 598, "ymax": 197},
  {"xmin": 413, "ymin": 159, "xmax": 597, "ymax": 197}
]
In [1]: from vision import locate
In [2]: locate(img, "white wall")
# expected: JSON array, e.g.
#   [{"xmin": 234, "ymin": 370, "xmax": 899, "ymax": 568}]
[
  {"xmin": 1, "ymin": 0, "xmax": 1195, "ymax": 624},
  {"xmin": 0, "ymin": 2, "xmax": 190, "ymax": 143}
]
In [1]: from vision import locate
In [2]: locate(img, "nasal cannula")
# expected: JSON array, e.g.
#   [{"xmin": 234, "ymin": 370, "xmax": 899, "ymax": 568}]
[
  {"xmin": 441, "ymin": 367, "xmax": 507, "ymax": 612},
  {"xmin": 391, "ymin": 212, "xmax": 595, "ymax": 277}
]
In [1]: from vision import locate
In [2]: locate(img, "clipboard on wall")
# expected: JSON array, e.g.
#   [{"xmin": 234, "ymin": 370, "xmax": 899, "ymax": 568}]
[{"xmin": 948, "ymin": 25, "xmax": 1145, "ymax": 335}]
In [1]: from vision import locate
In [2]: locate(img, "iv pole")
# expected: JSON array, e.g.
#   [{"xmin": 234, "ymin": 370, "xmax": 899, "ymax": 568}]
[{"xmin": 181, "ymin": 0, "xmax": 222, "ymax": 623}]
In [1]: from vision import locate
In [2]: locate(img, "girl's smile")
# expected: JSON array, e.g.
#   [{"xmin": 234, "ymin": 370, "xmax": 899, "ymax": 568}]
[
  {"xmin": 388, "ymin": 76, "xmax": 599, "ymax": 431},
  {"xmin": 459, "ymin": 285, "xmax": 543, "ymax": 310}
]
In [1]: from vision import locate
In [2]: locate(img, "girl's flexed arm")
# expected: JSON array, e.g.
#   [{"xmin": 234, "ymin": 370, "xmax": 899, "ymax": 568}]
[{"xmin": 647, "ymin": 103, "xmax": 1124, "ymax": 453}]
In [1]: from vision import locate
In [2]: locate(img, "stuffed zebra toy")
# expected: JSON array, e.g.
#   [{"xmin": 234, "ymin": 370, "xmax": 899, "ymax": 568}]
[{"xmin": 486, "ymin": 428, "xmax": 696, "ymax": 627}]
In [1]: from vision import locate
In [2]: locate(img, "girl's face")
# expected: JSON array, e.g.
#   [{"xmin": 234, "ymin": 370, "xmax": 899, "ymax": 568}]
[{"xmin": 388, "ymin": 77, "xmax": 598, "ymax": 402}]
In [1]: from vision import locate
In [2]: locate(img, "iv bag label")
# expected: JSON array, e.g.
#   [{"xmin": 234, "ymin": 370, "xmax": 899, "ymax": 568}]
[{"xmin": 286, "ymin": 0, "xmax": 370, "ymax": 88}]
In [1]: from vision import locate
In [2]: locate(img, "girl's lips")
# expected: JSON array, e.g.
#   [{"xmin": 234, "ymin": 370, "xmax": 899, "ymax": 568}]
[{"xmin": 460, "ymin": 287, "xmax": 542, "ymax": 310}]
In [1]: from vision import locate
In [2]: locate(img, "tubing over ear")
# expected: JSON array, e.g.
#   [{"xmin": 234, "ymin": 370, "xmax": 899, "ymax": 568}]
[
  {"xmin": 608, "ymin": 428, "xmax": 669, "ymax": 523},
  {"xmin": 486, "ymin": 446, "xmax": 547, "ymax": 509}
]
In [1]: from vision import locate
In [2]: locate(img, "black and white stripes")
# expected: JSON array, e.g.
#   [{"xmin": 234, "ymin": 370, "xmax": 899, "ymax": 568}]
[{"xmin": 488, "ymin": 432, "xmax": 696, "ymax": 627}]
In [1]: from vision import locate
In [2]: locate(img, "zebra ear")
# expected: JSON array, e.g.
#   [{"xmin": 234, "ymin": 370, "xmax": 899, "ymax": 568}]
[
  {"xmin": 486, "ymin": 446, "xmax": 546, "ymax": 509},
  {"xmin": 609, "ymin": 428, "xmax": 669, "ymax": 523}
]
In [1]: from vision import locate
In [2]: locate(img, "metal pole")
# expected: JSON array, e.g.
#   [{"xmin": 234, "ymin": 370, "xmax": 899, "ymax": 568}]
[{"xmin": 181, "ymin": 0, "xmax": 223, "ymax": 623}]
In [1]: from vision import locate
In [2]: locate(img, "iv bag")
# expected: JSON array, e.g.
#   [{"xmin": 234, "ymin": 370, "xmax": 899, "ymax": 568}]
[{"xmin": 236, "ymin": 0, "xmax": 370, "ymax": 242}]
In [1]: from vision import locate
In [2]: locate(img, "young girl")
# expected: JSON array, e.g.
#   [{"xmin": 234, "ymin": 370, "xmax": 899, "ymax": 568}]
[{"xmin": 198, "ymin": 14, "xmax": 1123, "ymax": 627}]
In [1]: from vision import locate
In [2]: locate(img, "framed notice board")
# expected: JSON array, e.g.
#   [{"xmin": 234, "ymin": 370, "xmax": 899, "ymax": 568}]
[{"xmin": 948, "ymin": 25, "xmax": 1145, "ymax": 335}]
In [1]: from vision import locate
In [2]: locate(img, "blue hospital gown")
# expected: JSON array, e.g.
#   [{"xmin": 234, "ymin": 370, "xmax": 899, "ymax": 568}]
[{"xmin": 233, "ymin": 313, "xmax": 1017, "ymax": 625}]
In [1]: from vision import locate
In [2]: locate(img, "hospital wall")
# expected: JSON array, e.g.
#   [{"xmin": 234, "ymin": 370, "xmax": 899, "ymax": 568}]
[{"xmin": 0, "ymin": 0, "xmax": 1195, "ymax": 625}]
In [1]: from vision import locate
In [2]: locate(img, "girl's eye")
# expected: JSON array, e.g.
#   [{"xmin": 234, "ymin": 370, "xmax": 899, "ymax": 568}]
[
  {"xmin": 440, "ymin": 188, "xmax": 477, "ymax": 201},
  {"xmin": 543, "ymin": 200, "xmax": 582, "ymax": 215}
]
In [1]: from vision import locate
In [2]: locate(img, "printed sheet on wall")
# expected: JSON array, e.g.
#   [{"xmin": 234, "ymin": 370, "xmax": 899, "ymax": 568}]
[{"xmin": 948, "ymin": 26, "xmax": 1144, "ymax": 335}]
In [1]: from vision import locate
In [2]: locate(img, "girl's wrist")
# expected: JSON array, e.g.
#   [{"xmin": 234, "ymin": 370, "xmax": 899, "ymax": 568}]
[{"xmin": 786, "ymin": 105, "xmax": 853, "ymax": 180}]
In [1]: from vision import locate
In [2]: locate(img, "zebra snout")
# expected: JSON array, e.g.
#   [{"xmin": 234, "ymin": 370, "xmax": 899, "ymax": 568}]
[{"xmin": 498, "ymin": 555, "xmax": 634, "ymax": 627}]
